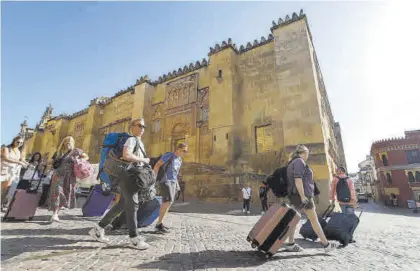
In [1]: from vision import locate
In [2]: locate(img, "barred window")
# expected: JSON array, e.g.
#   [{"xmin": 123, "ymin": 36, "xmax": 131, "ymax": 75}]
[{"xmin": 255, "ymin": 125, "xmax": 273, "ymax": 153}]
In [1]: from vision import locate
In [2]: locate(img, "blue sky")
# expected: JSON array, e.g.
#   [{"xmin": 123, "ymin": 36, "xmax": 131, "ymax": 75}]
[{"xmin": 2, "ymin": 1, "xmax": 419, "ymax": 172}]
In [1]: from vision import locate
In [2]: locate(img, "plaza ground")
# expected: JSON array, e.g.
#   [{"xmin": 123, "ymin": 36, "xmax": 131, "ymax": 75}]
[{"xmin": 1, "ymin": 199, "xmax": 420, "ymax": 271}]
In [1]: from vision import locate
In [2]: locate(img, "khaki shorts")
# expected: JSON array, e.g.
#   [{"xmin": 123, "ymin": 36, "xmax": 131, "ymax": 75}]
[{"xmin": 288, "ymin": 195, "xmax": 315, "ymax": 210}]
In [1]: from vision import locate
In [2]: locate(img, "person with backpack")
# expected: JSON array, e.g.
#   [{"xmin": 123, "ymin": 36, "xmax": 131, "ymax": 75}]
[
  {"xmin": 330, "ymin": 166, "xmax": 357, "ymax": 214},
  {"xmin": 153, "ymin": 142, "xmax": 188, "ymax": 233},
  {"xmin": 259, "ymin": 182, "xmax": 268, "ymax": 214},
  {"xmin": 285, "ymin": 145, "xmax": 337, "ymax": 253},
  {"xmin": 89, "ymin": 118, "xmax": 151, "ymax": 250}
]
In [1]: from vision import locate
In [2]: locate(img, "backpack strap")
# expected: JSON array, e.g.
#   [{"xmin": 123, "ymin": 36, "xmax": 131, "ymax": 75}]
[{"xmin": 133, "ymin": 137, "xmax": 147, "ymax": 158}]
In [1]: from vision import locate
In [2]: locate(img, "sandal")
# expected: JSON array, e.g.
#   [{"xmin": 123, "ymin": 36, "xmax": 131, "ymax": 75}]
[{"xmin": 285, "ymin": 243, "xmax": 304, "ymax": 252}]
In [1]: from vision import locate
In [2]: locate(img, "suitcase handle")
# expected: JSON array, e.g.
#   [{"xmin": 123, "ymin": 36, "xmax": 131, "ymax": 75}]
[
  {"xmin": 27, "ymin": 166, "xmax": 47, "ymax": 194},
  {"xmin": 322, "ymin": 204, "xmax": 334, "ymax": 219},
  {"xmin": 356, "ymin": 207, "xmax": 363, "ymax": 219}
]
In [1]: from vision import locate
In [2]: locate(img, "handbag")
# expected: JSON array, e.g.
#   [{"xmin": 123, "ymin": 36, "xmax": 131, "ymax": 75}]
[
  {"xmin": 73, "ymin": 158, "xmax": 94, "ymax": 179},
  {"xmin": 124, "ymin": 164, "xmax": 156, "ymax": 191}
]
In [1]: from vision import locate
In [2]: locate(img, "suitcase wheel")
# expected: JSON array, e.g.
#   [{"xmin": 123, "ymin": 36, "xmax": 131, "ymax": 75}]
[
  {"xmin": 251, "ymin": 242, "xmax": 258, "ymax": 249},
  {"xmin": 265, "ymin": 253, "xmax": 273, "ymax": 259},
  {"xmin": 29, "ymin": 217, "xmax": 34, "ymax": 221},
  {"xmin": 246, "ymin": 236, "xmax": 251, "ymax": 242}
]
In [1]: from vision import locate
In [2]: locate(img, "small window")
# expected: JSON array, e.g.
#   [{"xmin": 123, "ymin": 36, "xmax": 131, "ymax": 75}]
[
  {"xmin": 226, "ymin": 133, "xmax": 228, "ymax": 140},
  {"xmin": 214, "ymin": 135, "xmax": 216, "ymax": 141},
  {"xmin": 408, "ymin": 171, "xmax": 415, "ymax": 183},
  {"xmin": 218, "ymin": 70, "xmax": 222, "ymax": 78},
  {"xmin": 382, "ymin": 154, "xmax": 389, "ymax": 166},
  {"xmin": 386, "ymin": 173, "xmax": 392, "ymax": 184},
  {"xmin": 416, "ymin": 171, "xmax": 420, "ymax": 182}
]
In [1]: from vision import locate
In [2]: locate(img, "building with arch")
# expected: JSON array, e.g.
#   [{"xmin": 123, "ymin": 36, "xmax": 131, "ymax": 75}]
[{"xmin": 19, "ymin": 10, "xmax": 346, "ymax": 211}]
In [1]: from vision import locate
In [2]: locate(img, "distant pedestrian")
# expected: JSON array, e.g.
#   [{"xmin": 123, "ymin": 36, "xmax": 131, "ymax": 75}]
[
  {"xmin": 259, "ymin": 182, "xmax": 268, "ymax": 214},
  {"xmin": 242, "ymin": 184, "xmax": 251, "ymax": 214},
  {"xmin": 176, "ymin": 174, "xmax": 185, "ymax": 202},
  {"xmin": 330, "ymin": 166, "xmax": 357, "ymax": 214}
]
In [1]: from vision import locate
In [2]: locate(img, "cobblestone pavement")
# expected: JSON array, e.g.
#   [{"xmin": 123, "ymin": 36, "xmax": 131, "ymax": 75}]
[{"xmin": 1, "ymin": 200, "xmax": 419, "ymax": 271}]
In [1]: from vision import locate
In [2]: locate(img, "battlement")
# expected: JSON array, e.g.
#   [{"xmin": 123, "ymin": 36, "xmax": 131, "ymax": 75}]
[
  {"xmin": 372, "ymin": 137, "xmax": 405, "ymax": 145},
  {"xmin": 270, "ymin": 9, "xmax": 305, "ymax": 32}
]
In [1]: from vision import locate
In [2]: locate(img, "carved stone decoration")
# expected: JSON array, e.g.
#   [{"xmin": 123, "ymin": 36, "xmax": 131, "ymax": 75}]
[
  {"xmin": 215, "ymin": 44, "xmax": 220, "ymax": 50},
  {"xmin": 197, "ymin": 87, "xmax": 209, "ymax": 108},
  {"xmin": 261, "ymin": 36, "xmax": 266, "ymax": 43},
  {"xmin": 165, "ymin": 73, "xmax": 198, "ymax": 111},
  {"xmin": 278, "ymin": 18, "xmax": 284, "ymax": 24},
  {"xmin": 272, "ymin": 21, "xmax": 277, "ymax": 27},
  {"xmin": 201, "ymin": 58, "xmax": 208, "ymax": 66},
  {"xmin": 228, "ymin": 38, "xmax": 232, "ymax": 45},
  {"xmin": 246, "ymin": 42, "xmax": 252, "ymax": 49},
  {"xmin": 253, "ymin": 39, "xmax": 259, "ymax": 46},
  {"xmin": 268, "ymin": 34, "xmax": 274, "ymax": 41},
  {"xmin": 195, "ymin": 61, "xmax": 201, "ymax": 68},
  {"xmin": 292, "ymin": 12, "xmax": 298, "ymax": 19},
  {"xmin": 222, "ymin": 41, "xmax": 227, "ymax": 47},
  {"xmin": 152, "ymin": 103, "xmax": 164, "ymax": 120},
  {"xmin": 240, "ymin": 45, "xmax": 245, "ymax": 52},
  {"xmin": 285, "ymin": 15, "xmax": 290, "ymax": 22},
  {"xmin": 189, "ymin": 63, "xmax": 194, "ymax": 70}
]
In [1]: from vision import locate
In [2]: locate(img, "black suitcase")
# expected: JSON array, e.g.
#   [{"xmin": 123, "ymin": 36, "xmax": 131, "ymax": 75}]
[
  {"xmin": 299, "ymin": 205, "xmax": 333, "ymax": 241},
  {"xmin": 323, "ymin": 208, "xmax": 363, "ymax": 247}
]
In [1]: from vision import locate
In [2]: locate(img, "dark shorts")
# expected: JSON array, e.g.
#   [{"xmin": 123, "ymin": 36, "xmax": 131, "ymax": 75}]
[
  {"xmin": 160, "ymin": 182, "xmax": 177, "ymax": 203},
  {"xmin": 288, "ymin": 195, "xmax": 315, "ymax": 210}
]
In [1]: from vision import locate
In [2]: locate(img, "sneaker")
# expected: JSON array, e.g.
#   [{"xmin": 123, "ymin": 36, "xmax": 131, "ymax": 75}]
[
  {"xmin": 242, "ymin": 209, "xmax": 246, "ymax": 213},
  {"xmin": 285, "ymin": 243, "xmax": 304, "ymax": 252},
  {"xmin": 89, "ymin": 225, "xmax": 110, "ymax": 244},
  {"xmin": 247, "ymin": 211, "xmax": 250, "ymax": 214},
  {"xmin": 50, "ymin": 214, "xmax": 60, "ymax": 222},
  {"xmin": 261, "ymin": 211, "xmax": 265, "ymax": 215},
  {"xmin": 128, "ymin": 236, "xmax": 150, "ymax": 250},
  {"xmin": 323, "ymin": 242, "xmax": 338, "ymax": 253},
  {"xmin": 155, "ymin": 223, "xmax": 170, "ymax": 233},
  {"xmin": 104, "ymin": 225, "xmax": 114, "ymax": 232}
]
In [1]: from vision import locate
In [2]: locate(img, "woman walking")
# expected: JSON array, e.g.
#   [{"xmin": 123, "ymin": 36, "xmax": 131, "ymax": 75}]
[
  {"xmin": 284, "ymin": 145, "xmax": 337, "ymax": 253},
  {"xmin": 49, "ymin": 136, "xmax": 88, "ymax": 222},
  {"xmin": 1, "ymin": 136, "xmax": 29, "ymax": 210},
  {"xmin": 19, "ymin": 152, "xmax": 45, "ymax": 189}
]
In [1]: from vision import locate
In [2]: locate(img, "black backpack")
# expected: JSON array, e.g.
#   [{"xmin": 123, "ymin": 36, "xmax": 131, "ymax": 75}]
[
  {"xmin": 267, "ymin": 166, "xmax": 289, "ymax": 198},
  {"xmin": 336, "ymin": 177, "xmax": 351, "ymax": 203}
]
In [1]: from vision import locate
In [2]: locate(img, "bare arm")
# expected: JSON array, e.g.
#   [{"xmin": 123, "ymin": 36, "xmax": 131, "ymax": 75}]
[
  {"xmin": 122, "ymin": 146, "xmax": 149, "ymax": 164},
  {"xmin": 79, "ymin": 152, "xmax": 89, "ymax": 161},
  {"xmin": 153, "ymin": 159, "xmax": 164, "ymax": 175},
  {"xmin": 1, "ymin": 147, "xmax": 25, "ymax": 165},
  {"xmin": 294, "ymin": 178, "xmax": 306, "ymax": 199}
]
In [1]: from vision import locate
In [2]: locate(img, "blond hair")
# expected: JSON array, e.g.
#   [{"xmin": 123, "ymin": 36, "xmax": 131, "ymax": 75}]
[
  {"xmin": 290, "ymin": 144, "xmax": 309, "ymax": 160},
  {"xmin": 56, "ymin": 136, "xmax": 75, "ymax": 158}
]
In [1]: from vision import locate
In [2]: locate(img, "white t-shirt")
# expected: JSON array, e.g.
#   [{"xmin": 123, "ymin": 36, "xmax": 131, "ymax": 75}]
[
  {"xmin": 242, "ymin": 187, "xmax": 251, "ymax": 199},
  {"xmin": 124, "ymin": 137, "xmax": 145, "ymax": 166}
]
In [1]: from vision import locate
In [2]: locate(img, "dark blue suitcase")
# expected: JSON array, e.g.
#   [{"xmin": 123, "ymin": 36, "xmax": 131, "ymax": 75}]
[
  {"xmin": 111, "ymin": 196, "xmax": 162, "ymax": 229},
  {"xmin": 299, "ymin": 205, "xmax": 333, "ymax": 241},
  {"xmin": 323, "ymin": 208, "xmax": 363, "ymax": 247}
]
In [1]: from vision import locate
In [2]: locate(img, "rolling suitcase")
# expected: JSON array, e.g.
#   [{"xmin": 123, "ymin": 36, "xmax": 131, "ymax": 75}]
[
  {"xmin": 323, "ymin": 208, "xmax": 363, "ymax": 247},
  {"xmin": 82, "ymin": 184, "xmax": 116, "ymax": 217},
  {"xmin": 246, "ymin": 203, "xmax": 301, "ymax": 258},
  {"xmin": 111, "ymin": 196, "xmax": 162, "ymax": 229},
  {"xmin": 299, "ymin": 205, "xmax": 334, "ymax": 241},
  {"xmin": 3, "ymin": 166, "xmax": 45, "ymax": 221}
]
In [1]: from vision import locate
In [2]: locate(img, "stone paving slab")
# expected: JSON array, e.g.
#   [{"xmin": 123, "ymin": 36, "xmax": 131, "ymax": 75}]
[{"xmin": 1, "ymin": 201, "xmax": 420, "ymax": 271}]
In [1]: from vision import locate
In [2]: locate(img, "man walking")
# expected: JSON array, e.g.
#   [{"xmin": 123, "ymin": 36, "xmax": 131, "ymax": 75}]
[
  {"xmin": 259, "ymin": 182, "xmax": 269, "ymax": 214},
  {"xmin": 330, "ymin": 166, "xmax": 358, "ymax": 214},
  {"xmin": 153, "ymin": 142, "xmax": 188, "ymax": 233},
  {"xmin": 89, "ymin": 118, "xmax": 150, "ymax": 250},
  {"xmin": 242, "ymin": 184, "xmax": 251, "ymax": 214}
]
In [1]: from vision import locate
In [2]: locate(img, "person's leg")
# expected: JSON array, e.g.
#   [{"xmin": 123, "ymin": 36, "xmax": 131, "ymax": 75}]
[
  {"xmin": 263, "ymin": 198, "xmax": 269, "ymax": 212},
  {"xmin": 156, "ymin": 182, "xmax": 176, "ymax": 233},
  {"xmin": 303, "ymin": 199, "xmax": 337, "ymax": 252},
  {"xmin": 246, "ymin": 199, "xmax": 250, "ymax": 213},
  {"xmin": 243, "ymin": 198, "xmax": 246, "ymax": 212}
]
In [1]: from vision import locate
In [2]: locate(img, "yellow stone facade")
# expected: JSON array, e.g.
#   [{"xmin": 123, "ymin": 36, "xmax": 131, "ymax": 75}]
[{"xmin": 21, "ymin": 10, "xmax": 345, "ymax": 212}]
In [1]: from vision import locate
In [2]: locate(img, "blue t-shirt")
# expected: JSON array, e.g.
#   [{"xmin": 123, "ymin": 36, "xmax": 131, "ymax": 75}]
[{"xmin": 161, "ymin": 152, "xmax": 182, "ymax": 183}]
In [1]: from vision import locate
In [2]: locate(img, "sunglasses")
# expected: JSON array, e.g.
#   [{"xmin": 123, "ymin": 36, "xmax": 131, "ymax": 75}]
[
  {"xmin": 17, "ymin": 141, "xmax": 23, "ymax": 144},
  {"xmin": 136, "ymin": 124, "xmax": 146, "ymax": 129}
]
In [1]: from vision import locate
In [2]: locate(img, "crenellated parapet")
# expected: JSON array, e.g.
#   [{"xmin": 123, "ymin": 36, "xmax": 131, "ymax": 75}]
[
  {"xmin": 68, "ymin": 108, "xmax": 89, "ymax": 119},
  {"xmin": 113, "ymin": 86, "xmax": 135, "ymax": 99},
  {"xmin": 154, "ymin": 58, "xmax": 209, "ymax": 85},
  {"xmin": 135, "ymin": 75, "xmax": 153, "ymax": 86},
  {"xmin": 270, "ymin": 9, "xmax": 305, "ymax": 32},
  {"xmin": 208, "ymin": 38, "xmax": 239, "ymax": 55}
]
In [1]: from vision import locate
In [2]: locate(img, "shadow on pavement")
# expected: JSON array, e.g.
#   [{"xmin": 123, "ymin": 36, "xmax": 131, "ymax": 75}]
[
  {"xmin": 1, "ymin": 227, "xmax": 93, "ymax": 236},
  {"xmin": 170, "ymin": 200, "xmax": 267, "ymax": 217},
  {"xmin": 136, "ymin": 249, "xmax": 328, "ymax": 270},
  {"xmin": 1, "ymin": 237, "xmax": 98, "ymax": 261}
]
